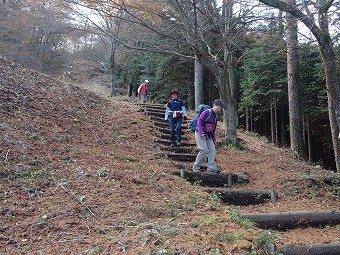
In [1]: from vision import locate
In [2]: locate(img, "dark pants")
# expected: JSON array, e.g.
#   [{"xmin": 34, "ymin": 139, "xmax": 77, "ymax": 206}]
[{"xmin": 168, "ymin": 117, "xmax": 183, "ymax": 145}]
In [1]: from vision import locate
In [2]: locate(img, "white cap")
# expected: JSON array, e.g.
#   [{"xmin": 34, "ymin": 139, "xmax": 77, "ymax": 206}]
[{"xmin": 145, "ymin": 80, "xmax": 149, "ymax": 83}]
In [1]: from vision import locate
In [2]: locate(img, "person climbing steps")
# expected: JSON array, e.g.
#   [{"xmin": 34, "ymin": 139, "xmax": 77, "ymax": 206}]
[{"xmin": 164, "ymin": 90, "xmax": 187, "ymax": 147}]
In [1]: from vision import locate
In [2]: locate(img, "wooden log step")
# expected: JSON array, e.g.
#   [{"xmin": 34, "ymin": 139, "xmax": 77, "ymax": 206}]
[
  {"xmin": 180, "ymin": 170, "xmax": 249, "ymax": 187},
  {"xmin": 154, "ymin": 139, "xmax": 196, "ymax": 147},
  {"xmin": 144, "ymin": 108, "xmax": 166, "ymax": 113},
  {"xmin": 144, "ymin": 107, "xmax": 164, "ymax": 113},
  {"xmin": 149, "ymin": 116, "xmax": 167, "ymax": 122},
  {"xmin": 150, "ymin": 116, "xmax": 191, "ymax": 124},
  {"xmin": 164, "ymin": 152, "xmax": 196, "ymax": 162},
  {"xmin": 140, "ymin": 107, "xmax": 165, "ymax": 111},
  {"xmin": 278, "ymin": 242, "xmax": 340, "ymax": 255},
  {"xmin": 141, "ymin": 105, "xmax": 166, "ymax": 111},
  {"xmin": 152, "ymin": 120, "xmax": 171, "ymax": 128},
  {"xmin": 156, "ymin": 133, "xmax": 190, "ymax": 140},
  {"xmin": 240, "ymin": 211, "xmax": 340, "ymax": 230},
  {"xmin": 158, "ymin": 134, "xmax": 190, "ymax": 140},
  {"xmin": 144, "ymin": 105, "xmax": 166, "ymax": 112},
  {"xmin": 144, "ymin": 108, "xmax": 165, "ymax": 114},
  {"xmin": 146, "ymin": 112, "xmax": 165, "ymax": 120},
  {"xmin": 156, "ymin": 143, "xmax": 196, "ymax": 153},
  {"xmin": 174, "ymin": 164, "xmax": 207, "ymax": 170},
  {"xmin": 152, "ymin": 120, "xmax": 188, "ymax": 129},
  {"xmin": 155, "ymin": 127, "xmax": 189, "ymax": 135},
  {"xmin": 139, "ymin": 103, "xmax": 165, "ymax": 107},
  {"xmin": 208, "ymin": 189, "xmax": 277, "ymax": 205},
  {"xmin": 164, "ymin": 147, "xmax": 196, "ymax": 154},
  {"xmin": 142, "ymin": 103, "xmax": 165, "ymax": 108},
  {"xmin": 145, "ymin": 111, "xmax": 165, "ymax": 118}
]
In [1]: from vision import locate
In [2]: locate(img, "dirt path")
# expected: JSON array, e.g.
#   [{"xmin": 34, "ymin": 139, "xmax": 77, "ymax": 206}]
[{"xmin": 77, "ymin": 81, "xmax": 340, "ymax": 250}]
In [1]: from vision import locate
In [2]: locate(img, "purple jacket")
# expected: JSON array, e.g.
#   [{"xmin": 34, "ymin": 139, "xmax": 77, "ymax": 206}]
[{"xmin": 197, "ymin": 109, "xmax": 217, "ymax": 142}]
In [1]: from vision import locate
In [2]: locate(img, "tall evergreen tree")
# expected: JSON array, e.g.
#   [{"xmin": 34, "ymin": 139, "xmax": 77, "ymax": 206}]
[
  {"xmin": 286, "ymin": 0, "xmax": 306, "ymax": 159},
  {"xmin": 240, "ymin": 30, "xmax": 287, "ymax": 143}
]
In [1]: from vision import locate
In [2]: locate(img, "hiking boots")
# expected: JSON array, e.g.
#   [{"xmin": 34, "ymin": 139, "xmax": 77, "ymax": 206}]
[
  {"xmin": 207, "ymin": 169, "xmax": 221, "ymax": 174},
  {"xmin": 192, "ymin": 166, "xmax": 202, "ymax": 172}
]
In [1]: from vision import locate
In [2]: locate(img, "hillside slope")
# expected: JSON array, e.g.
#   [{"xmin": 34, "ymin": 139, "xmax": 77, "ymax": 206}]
[{"xmin": 0, "ymin": 58, "xmax": 339, "ymax": 254}]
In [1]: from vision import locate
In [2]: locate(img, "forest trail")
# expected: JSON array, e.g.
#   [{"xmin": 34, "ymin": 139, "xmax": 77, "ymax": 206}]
[
  {"xmin": 1, "ymin": 59, "xmax": 339, "ymax": 254},
  {"xmin": 77, "ymin": 80, "xmax": 340, "ymax": 253}
]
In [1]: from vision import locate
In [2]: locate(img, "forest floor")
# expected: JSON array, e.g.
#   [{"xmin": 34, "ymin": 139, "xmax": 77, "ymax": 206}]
[{"xmin": 0, "ymin": 58, "xmax": 339, "ymax": 255}]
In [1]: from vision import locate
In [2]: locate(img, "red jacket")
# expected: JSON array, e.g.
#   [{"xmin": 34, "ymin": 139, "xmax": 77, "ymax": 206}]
[{"xmin": 138, "ymin": 83, "xmax": 148, "ymax": 95}]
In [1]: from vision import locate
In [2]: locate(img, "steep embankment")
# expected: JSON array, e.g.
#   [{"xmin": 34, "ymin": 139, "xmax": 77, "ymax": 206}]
[{"xmin": 0, "ymin": 58, "xmax": 251, "ymax": 254}]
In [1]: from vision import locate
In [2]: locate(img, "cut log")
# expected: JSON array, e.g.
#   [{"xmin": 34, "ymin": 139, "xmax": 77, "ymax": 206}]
[
  {"xmin": 152, "ymin": 120, "xmax": 171, "ymax": 128},
  {"xmin": 181, "ymin": 170, "xmax": 249, "ymax": 187},
  {"xmin": 144, "ymin": 108, "xmax": 165, "ymax": 113},
  {"xmin": 240, "ymin": 211, "xmax": 340, "ymax": 230},
  {"xmin": 155, "ymin": 127, "xmax": 188, "ymax": 135},
  {"xmin": 143, "ymin": 105, "xmax": 166, "ymax": 111},
  {"xmin": 155, "ymin": 143, "xmax": 196, "ymax": 153},
  {"xmin": 140, "ymin": 103, "xmax": 165, "ymax": 108},
  {"xmin": 152, "ymin": 120, "xmax": 188, "ymax": 129},
  {"xmin": 149, "ymin": 116, "xmax": 167, "ymax": 122},
  {"xmin": 150, "ymin": 115, "xmax": 190, "ymax": 124},
  {"xmin": 141, "ymin": 107, "xmax": 165, "ymax": 113},
  {"xmin": 324, "ymin": 177, "xmax": 340, "ymax": 186},
  {"xmin": 154, "ymin": 139, "xmax": 196, "ymax": 147},
  {"xmin": 156, "ymin": 133, "xmax": 190, "ymax": 140},
  {"xmin": 145, "ymin": 111, "xmax": 165, "ymax": 118},
  {"xmin": 279, "ymin": 242, "xmax": 340, "ymax": 255},
  {"xmin": 209, "ymin": 189, "xmax": 276, "ymax": 205},
  {"xmin": 164, "ymin": 147, "xmax": 196, "ymax": 154},
  {"xmin": 164, "ymin": 152, "xmax": 196, "ymax": 162}
]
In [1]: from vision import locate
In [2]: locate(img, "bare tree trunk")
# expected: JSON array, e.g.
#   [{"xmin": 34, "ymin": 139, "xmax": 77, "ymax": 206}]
[
  {"xmin": 325, "ymin": 69, "xmax": 340, "ymax": 171},
  {"xmin": 245, "ymin": 106, "xmax": 249, "ymax": 131},
  {"xmin": 228, "ymin": 55, "xmax": 239, "ymax": 129},
  {"xmin": 274, "ymin": 102, "xmax": 279, "ymax": 146},
  {"xmin": 318, "ymin": 3, "xmax": 340, "ymax": 171},
  {"xmin": 193, "ymin": 0, "xmax": 204, "ymax": 108},
  {"xmin": 250, "ymin": 108, "xmax": 253, "ymax": 132},
  {"xmin": 194, "ymin": 58, "xmax": 203, "ymax": 108},
  {"xmin": 127, "ymin": 83, "xmax": 133, "ymax": 97},
  {"xmin": 259, "ymin": 0, "xmax": 339, "ymax": 171},
  {"xmin": 223, "ymin": 99, "xmax": 238, "ymax": 145},
  {"xmin": 281, "ymin": 108, "xmax": 287, "ymax": 147},
  {"xmin": 271, "ymin": 102, "xmax": 275, "ymax": 144},
  {"xmin": 109, "ymin": 40, "xmax": 117, "ymax": 97},
  {"xmin": 187, "ymin": 81, "xmax": 194, "ymax": 110},
  {"xmin": 219, "ymin": 75, "xmax": 238, "ymax": 145},
  {"xmin": 306, "ymin": 115, "xmax": 312, "ymax": 162},
  {"xmin": 286, "ymin": 0, "xmax": 306, "ymax": 158}
]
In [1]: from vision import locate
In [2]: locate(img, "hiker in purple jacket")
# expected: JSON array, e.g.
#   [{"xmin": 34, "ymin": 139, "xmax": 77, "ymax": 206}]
[{"xmin": 192, "ymin": 99, "xmax": 224, "ymax": 173}]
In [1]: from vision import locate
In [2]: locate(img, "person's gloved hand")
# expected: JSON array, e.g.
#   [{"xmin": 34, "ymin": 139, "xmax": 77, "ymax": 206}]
[{"xmin": 183, "ymin": 116, "xmax": 187, "ymax": 120}]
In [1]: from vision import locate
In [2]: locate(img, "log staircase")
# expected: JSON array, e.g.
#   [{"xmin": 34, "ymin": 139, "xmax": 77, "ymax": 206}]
[{"xmin": 140, "ymin": 103, "xmax": 340, "ymax": 255}]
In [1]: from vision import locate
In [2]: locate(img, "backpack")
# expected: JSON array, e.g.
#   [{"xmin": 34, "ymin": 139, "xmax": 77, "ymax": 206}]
[
  {"xmin": 137, "ymin": 83, "xmax": 144, "ymax": 94},
  {"xmin": 189, "ymin": 104, "xmax": 211, "ymax": 132}
]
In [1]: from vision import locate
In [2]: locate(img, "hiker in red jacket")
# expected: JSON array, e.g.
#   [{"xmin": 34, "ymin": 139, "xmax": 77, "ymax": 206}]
[{"xmin": 137, "ymin": 80, "xmax": 149, "ymax": 103}]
